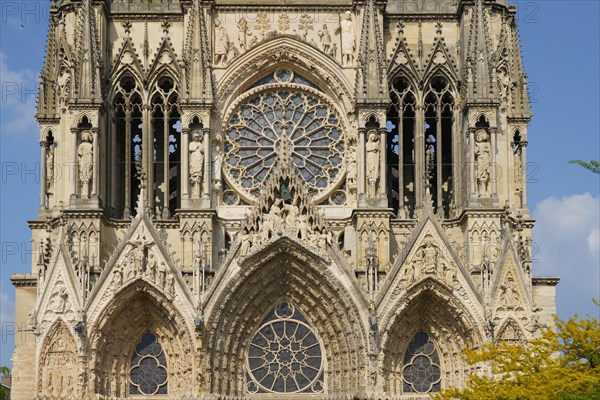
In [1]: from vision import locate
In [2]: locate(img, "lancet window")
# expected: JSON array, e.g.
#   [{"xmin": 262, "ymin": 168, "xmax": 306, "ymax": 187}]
[
  {"xmin": 387, "ymin": 76, "xmax": 455, "ymax": 218},
  {"xmin": 114, "ymin": 75, "xmax": 144, "ymax": 218},
  {"xmin": 150, "ymin": 76, "xmax": 181, "ymax": 218},
  {"xmin": 112, "ymin": 74, "xmax": 181, "ymax": 218},
  {"xmin": 246, "ymin": 301, "xmax": 325, "ymax": 394},
  {"xmin": 388, "ymin": 77, "xmax": 416, "ymax": 217}
]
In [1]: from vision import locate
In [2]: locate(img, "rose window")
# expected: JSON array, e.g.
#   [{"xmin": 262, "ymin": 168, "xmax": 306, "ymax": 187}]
[
  {"xmin": 402, "ymin": 331, "xmax": 441, "ymax": 393},
  {"xmin": 246, "ymin": 301, "xmax": 325, "ymax": 394},
  {"xmin": 223, "ymin": 71, "xmax": 345, "ymax": 203},
  {"xmin": 130, "ymin": 332, "xmax": 168, "ymax": 395}
]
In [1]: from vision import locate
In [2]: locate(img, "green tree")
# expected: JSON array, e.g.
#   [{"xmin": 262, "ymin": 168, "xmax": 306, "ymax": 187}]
[
  {"xmin": 435, "ymin": 304, "xmax": 600, "ymax": 400},
  {"xmin": 0, "ymin": 366, "xmax": 9, "ymax": 398},
  {"xmin": 568, "ymin": 160, "xmax": 600, "ymax": 175}
]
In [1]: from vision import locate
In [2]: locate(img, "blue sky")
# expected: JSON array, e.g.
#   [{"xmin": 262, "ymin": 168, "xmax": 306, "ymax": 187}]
[{"xmin": 0, "ymin": 1, "xmax": 599, "ymax": 368}]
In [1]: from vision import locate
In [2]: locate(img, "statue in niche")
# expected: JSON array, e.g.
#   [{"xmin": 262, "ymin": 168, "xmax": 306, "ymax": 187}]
[
  {"xmin": 514, "ymin": 144, "xmax": 523, "ymax": 191},
  {"xmin": 346, "ymin": 143, "xmax": 357, "ymax": 189},
  {"xmin": 337, "ymin": 11, "xmax": 355, "ymax": 66},
  {"xmin": 213, "ymin": 137, "xmax": 223, "ymax": 186},
  {"xmin": 500, "ymin": 275, "xmax": 520, "ymax": 309},
  {"xmin": 214, "ymin": 19, "xmax": 230, "ymax": 65},
  {"xmin": 237, "ymin": 18, "xmax": 250, "ymax": 51},
  {"xmin": 497, "ymin": 67, "xmax": 510, "ymax": 105},
  {"xmin": 366, "ymin": 130, "xmax": 380, "ymax": 198},
  {"xmin": 475, "ymin": 130, "xmax": 491, "ymax": 197},
  {"xmin": 415, "ymin": 236, "xmax": 442, "ymax": 275},
  {"xmin": 317, "ymin": 24, "xmax": 332, "ymax": 55},
  {"xmin": 78, "ymin": 130, "xmax": 94, "ymax": 198},
  {"xmin": 477, "ymin": 50, "xmax": 486, "ymax": 85},
  {"xmin": 46, "ymin": 145, "xmax": 54, "ymax": 191},
  {"xmin": 189, "ymin": 130, "xmax": 204, "ymax": 198}
]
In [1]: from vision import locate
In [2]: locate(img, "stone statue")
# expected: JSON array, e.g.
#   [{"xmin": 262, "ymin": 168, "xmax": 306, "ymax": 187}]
[
  {"xmin": 46, "ymin": 146, "xmax": 54, "ymax": 190},
  {"xmin": 189, "ymin": 130, "xmax": 204, "ymax": 198},
  {"xmin": 78, "ymin": 130, "xmax": 94, "ymax": 198},
  {"xmin": 237, "ymin": 18, "xmax": 250, "ymax": 51},
  {"xmin": 347, "ymin": 144, "xmax": 357, "ymax": 188},
  {"xmin": 500, "ymin": 275, "xmax": 519, "ymax": 309},
  {"xmin": 366, "ymin": 130, "xmax": 380, "ymax": 198},
  {"xmin": 317, "ymin": 24, "xmax": 332, "ymax": 55},
  {"xmin": 475, "ymin": 130, "xmax": 491, "ymax": 197},
  {"xmin": 214, "ymin": 19, "xmax": 230, "ymax": 65},
  {"xmin": 337, "ymin": 12, "xmax": 354, "ymax": 66},
  {"xmin": 213, "ymin": 138, "xmax": 223, "ymax": 185}
]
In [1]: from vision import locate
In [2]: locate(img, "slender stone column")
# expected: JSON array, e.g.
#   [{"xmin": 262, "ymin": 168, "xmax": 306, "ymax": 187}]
[
  {"xmin": 469, "ymin": 128, "xmax": 476, "ymax": 198},
  {"xmin": 414, "ymin": 105, "xmax": 424, "ymax": 204},
  {"xmin": 379, "ymin": 127, "xmax": 387, "ymax": 202},
  {"xmin": 91, "ymin": 128, "xmax": 99, "ymax": 198},
  {"xmin": 436, "ymin": 105, "xmax": 443, "ymax": 211},
  {"xmin": 142, "ymin": 105, "xmax": 153, "ymax": 211},
  {"xmin": 398, "ymin": 113, "xmax": 404, "ymax": 216},
  {"xmin": 203, "ymin": 127, "xmax": 210, "ymax": 199},
  {"xmin": 70, "ymin": 128, "xmax": 79, "ymax": 202},
  {"xmin": 124, "ymin": 109, "xmax": 132, "ymax": 218},
  {"xmin": 358, "ymin": 128, "xmax": 366, "ymax": 203},
  {"xmin": 181, "ymin": 128, "xmax": 190, "ymax": 200},
  {"xmin": 490, "ymin": 128, "xmax": 498, "ymax": 197},
  {"xmin": 163, "ymin": 115, "xmax": 170, "ymax": 218}
]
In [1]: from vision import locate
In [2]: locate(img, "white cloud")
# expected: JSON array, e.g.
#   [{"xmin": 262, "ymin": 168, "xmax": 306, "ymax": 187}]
[
  {"xmin": 588, "ymin": 228, "xmax": 600, "ymax": 255},
  {"xmin": 533, "ymin": 193, "xmax": 600, "ymax": 319},
  {"xmin": 0, "ymin": 51, "xmax": 38, "ymax": 136}
]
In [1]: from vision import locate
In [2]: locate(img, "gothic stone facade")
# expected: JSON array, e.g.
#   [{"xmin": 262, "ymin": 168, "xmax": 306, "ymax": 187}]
[{"xmin": 11, "ymin": 0, "xmax": 558, "ymax": 398}]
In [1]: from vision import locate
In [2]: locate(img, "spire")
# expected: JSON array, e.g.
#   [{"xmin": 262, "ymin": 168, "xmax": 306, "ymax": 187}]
[
  {"xmin": 466, "ymin": 0, "xmax": 494, "ymax": 102},
  {"xmin": 74, "ymin": 0, "xmax": 102, "ymax": 103},
  {"xmin": 356, "ymin": 0, "xmax": 387, "ymax": 103},
  {"xmin": 183, "ymin": 0, "xmax": 213, "ymax": 103}
]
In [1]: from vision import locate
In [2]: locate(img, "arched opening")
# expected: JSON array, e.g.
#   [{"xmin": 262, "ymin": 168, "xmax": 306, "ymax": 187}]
[
  {"xmin": 246, "ymin": 300, "xmax": 325, "ymax": 394},
  {"xmin": 38, "ymin": 320, "xmax": 78, "ymax": 397},
  {"xmin": 90, "ymin": 285, "xmax": 193, "ymax": 397},
  {"xmin": 424, "ymin": 77, "xmax": 455, "ymax": 217},
  {"xmin": 113, "ymin": 74, "xmax": 143, "ymax": 218},
  {"xmin": 150, "ymin": 76, "xmax": 181, "ymax": 218},
  {"xmin": 388, "ymin": 76, "xmax": 416, "ymax": 217},
  {"xmin": 206, "ymin": 244, "xmax": 367, "ymax": 397},
  {"xmin": 381, "ymin": 287, "xmax": 479, "ymax": 396}
]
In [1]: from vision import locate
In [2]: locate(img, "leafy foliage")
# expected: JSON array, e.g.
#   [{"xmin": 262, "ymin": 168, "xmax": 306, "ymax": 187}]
[
  {"xmin": 435, "ymin": 305, "xmax": 600, "ymax": 400},
  {"xmin": 569, "ymin": 160, "xmax": 600, "ymax": 175},
  {"xmin": 0, "ymin": 366, "xmax": 9, "ymax": 398}
]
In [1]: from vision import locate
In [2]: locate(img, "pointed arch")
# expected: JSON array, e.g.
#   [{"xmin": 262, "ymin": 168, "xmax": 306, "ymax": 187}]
[
  {"xmin": 88, "ymin": 280, "xmax": 194, "ymax": 398},
  {"xmin": 38, "ymin": 319, "xmax": 78, "ymax": 397},
  {"xmin": 217, "ymin": 36, "xmax": 355, "ymax": 114},
  {"xmin": 204, "ymin": 237, "xmax": 369, "ymax": 398},
  {"xmin": 497, "ymin": 318, "xmax": 525, "ymax": 343},
  {"xmin": 380, "ymin": 280, "xmax": 484, "ymax": 396}
]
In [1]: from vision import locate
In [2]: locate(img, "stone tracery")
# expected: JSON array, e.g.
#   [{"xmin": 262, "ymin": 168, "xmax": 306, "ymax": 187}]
[{"xmin": 223, "ymin": 70, "xmax": 346, "ymax": 203}]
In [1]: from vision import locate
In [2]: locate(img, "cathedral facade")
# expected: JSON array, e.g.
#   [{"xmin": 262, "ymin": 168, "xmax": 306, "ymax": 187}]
[{"xmin": 11, "ymin": 0, "xmax": 558, "ymax": 398}]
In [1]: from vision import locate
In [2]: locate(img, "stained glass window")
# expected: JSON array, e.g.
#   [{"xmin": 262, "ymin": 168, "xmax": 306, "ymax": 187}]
[
  {"xmin": 402, "ymin": 331, "xmax": 441, "ymax": 393},
  {"xmin": 130, "ymin": 332, "xmax": 168, "ymax": 395},
  {"xmin": 224, "ymin": 70, "xmax": 345, "ymax": 201},
  {"xmin": 246, "ymin": 301, "xmax": 325, "ymax": 394}
]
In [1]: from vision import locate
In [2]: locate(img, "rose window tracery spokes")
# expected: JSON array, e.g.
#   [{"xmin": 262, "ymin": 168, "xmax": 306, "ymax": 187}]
[
  {"xmin": 246, "ymin": 301, "xmax": 325, "ymax": 394},
  {"xmin": 130, "ymin": 332, "xmax": 168, "ymax": 395},
  {"xmin": 402, "ymin": 331, "xmax": 441, "ymax": 393},
  {"xmin": 224, "ymin": 73, "xmax": 345, "ymax": 202}
]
